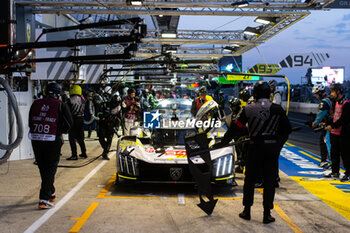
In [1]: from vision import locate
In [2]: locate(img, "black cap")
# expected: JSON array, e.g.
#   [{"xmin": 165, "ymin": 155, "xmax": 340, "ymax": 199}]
[{"xmin": 253, "ymin": 81, "xmax": 270, "ymax": 100}]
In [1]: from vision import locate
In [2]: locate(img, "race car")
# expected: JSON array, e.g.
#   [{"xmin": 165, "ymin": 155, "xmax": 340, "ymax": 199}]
[{"xmin": 115, "ymin": 98, "xmax": 236, "ymax": 185}]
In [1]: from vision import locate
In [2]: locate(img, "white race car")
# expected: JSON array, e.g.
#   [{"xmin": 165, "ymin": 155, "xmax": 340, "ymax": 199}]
[{"xmin": 116, "ymin": 98, "xmax": 236, "ymax": 185}]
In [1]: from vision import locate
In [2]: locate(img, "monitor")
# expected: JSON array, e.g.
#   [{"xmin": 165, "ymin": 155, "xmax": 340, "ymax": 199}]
[{"xmin": 218, "ymin": 56, "xmax": 242, "ymax": 73}]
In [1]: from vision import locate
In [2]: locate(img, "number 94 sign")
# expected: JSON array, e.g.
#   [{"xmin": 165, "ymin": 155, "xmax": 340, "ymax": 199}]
[{"xmin": 279, "ymin": 53, "xmax": 330, "ymax": 68}]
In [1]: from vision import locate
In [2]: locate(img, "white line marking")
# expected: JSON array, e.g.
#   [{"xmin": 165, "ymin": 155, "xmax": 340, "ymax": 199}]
[{"xmin": 24, "ymin": 152, "xmax": 115, "ymax": 233}]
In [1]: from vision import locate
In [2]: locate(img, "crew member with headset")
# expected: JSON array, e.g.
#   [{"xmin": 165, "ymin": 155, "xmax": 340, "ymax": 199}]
[
  {"xmin": 122, "ymin": 88, "xmax": 141, "ymax": 136},
  {"xmin": 268, "ymin": 80, "xmax": 282, "ymax": 105},
  {"xmin": 191, "ymin": 86, "xmax": 213, "ymax": 116},
  {"xmin": 225, "ymin": 97, "xmax": 248, "ymax": 173},
  {"xmin": 97, "ymin": 90, "xmax": 122, "ymax": 160},
  {"xmin": 238, "ymin": 88, "xmax": 254, "ymax": 107},
  {"xmin": 66, "ymin": 84, "xmax": 87, "ymax": 160},
  {"xmin": 324, "ymin": 83, "xmax": 350, "ymax": 182},
  {"xmin": 29, "ymin": 82, "xmax": 73, "ymax": 209},
  {"xmin": 216, "ymin": 81, "xmax": 292, "ymax": 224},
  {"xmin": 312, "ymin": 84, "xmax": 334, "ymax": 168}
]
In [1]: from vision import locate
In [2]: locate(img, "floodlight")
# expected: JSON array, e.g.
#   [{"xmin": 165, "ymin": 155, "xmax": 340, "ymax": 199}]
[
  {"xmin": 161, "ymin": 30, "xmax": 177, "ymax": 39},
  {"xmin": 231, "ymin": 1, "xmax": 249, "ymax": 7},
  {"xmin": 254, "ymin": 17, "xmax": 277, "ymax": 25},
  {"xmin": 161, "ymin": 44, "xmax": 178, "ymax": 54},
  {"xmin": 243, "ymin": 26, "xmax": 261, "ymax": 36},
  {"xmin": 126, "ymin": 0, "xmax": 143, "ymax": 6}
]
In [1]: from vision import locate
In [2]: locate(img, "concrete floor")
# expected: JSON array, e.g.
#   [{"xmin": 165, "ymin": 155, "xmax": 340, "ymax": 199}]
[{"xmin": 0, "ymin": 133, "xmax": 350, "ymax": 233}]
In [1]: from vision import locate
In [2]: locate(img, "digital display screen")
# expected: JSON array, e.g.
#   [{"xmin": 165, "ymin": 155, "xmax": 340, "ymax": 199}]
[
  {"xmin": 218, "ymin": 56, "xmax": 242, "ymax": 73},
  {"xmin": 311, "ymin": 67, "xmax": 344, "ymax": 86}
]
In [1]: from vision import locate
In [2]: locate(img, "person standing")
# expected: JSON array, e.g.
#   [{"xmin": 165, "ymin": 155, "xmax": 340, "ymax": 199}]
[
  {"xmin": 268, "ymin": 80, "xmax": 282, "ymax": 105},
  {"xmin": 97, "ymin": 91, "xmax": 122, "ymax": 160},
  {"xmin": 218, "ymin": 81, "xmax": 291, "ymax": 223},
  {"xmin": 325, "ymin": 83, "xmax": 350, "ymax": 182},
  {"xmin": 121, "ymin": 88, "xmax": 140, "ymax": 136},
  {"xmin": 191, "ymin": 86, "xmax": 213, "ymax": 116},
  {"xmin": 312, "ymin": 84, "xmax": 334, "ymax": 167},
  {"xmin": 29, "ymin": 82, "xmax": 73, "ymax": 209},
  {"xmin": 66, "ymin": 84, "xmax": 87, "ymax": 160}
]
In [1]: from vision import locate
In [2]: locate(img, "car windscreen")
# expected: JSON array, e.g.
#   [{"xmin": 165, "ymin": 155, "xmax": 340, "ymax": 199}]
[
  {"xmin": 152, "ymin": 129, "xmax": 196, "ymax": 146},
  {"xmin": 156, "ymin": 100, "xmax": 191, "ymax": 111}
]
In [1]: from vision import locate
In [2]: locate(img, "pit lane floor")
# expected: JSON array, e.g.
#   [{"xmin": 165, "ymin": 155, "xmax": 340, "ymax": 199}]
[{"xmin": 1, "ymin": 128, "xmax": 350, "ymax": 233}]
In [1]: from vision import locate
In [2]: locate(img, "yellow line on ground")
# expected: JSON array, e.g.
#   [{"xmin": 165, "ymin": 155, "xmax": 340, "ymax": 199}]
[
  {"xmin": 274, "ymin": 204, "xmax": 303, "ymax": 233},
  {"xmin": 69, "ymin": 202, "xmax": 99, "ymax": 233},
  {"xmin": 97, "ymin": 174, "xmax": 116, "ymax": 198},
  {"xmin": 101, "ymin": 195, "xmax": 243, "ymax": 199},
  {"xmin": 299, "ymin": 151, "xmax": 320, "ymax": 162},
  {"xmin": 291, "ymin": 176, "xmax": 350, "ymax": 221},
  {"xmin": 299, "ymin": 151, "xmax": 345, "ymax": 172},
  {"xmin": 285, "ymin": 142, "xmax": 295, "ymax": 147}
]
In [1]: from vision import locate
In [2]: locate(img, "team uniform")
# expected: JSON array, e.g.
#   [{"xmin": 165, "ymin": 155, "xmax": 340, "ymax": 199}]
[{"xmin": 29, "ymin": 83, "xmax": 73, "ymax": 209}]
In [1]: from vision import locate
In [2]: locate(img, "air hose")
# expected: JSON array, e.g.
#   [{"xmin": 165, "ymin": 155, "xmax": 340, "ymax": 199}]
[{"xmin": 0, "ymin": 77, "xmax": 23, "ymax": 165}]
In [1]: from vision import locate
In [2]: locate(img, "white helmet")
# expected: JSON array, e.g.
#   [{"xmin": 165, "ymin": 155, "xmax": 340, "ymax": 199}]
[
  {"xmin": 312, "ymin": 84, "xmax": 325, "ymax": 94},
  {"xmin": 104, "ymin": 86, "xmax": 112, "ymax": 94}
]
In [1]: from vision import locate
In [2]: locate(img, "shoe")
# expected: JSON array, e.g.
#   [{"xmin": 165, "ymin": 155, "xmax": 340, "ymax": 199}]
[
  {"xmin": 38, "ymin": 200, "xmax": 54, "ymax": 209},
  {"xmin": 79, "ymin": 154, "xmax": 87, "ymax": 159},
  {"xmin": 323, "ymin": 173, "xmax": 339, "ymax": 178},
  {"xmin": 49, "ymin": 194, "xmax": 56, "ymax": 202},
  {"xmin": 239, "ymin": 208, "xmax": 251, "ymax": 220},
  {"xmin": 66, "ymin": 156, "xmax": 78, "ymax": 160},
  {"xmin": 341, "ymin": 175, "xmax": 350, "ymax": 182},
  {"xmin": 102, "ymin": 154, "xmax": 110, "ymax": 160},
  {"xmin": 263, "ymin": 215, "xmax": 275, "ymax": 224},
  {"xmin": 319, "ymin": 161, "xmax": 328, "ymax": 168}
]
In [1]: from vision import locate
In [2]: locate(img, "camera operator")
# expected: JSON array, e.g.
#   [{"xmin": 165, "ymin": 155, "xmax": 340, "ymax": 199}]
[{"xmin": 311, "ymin": 84, "xmax": 334, "ymax": 168}]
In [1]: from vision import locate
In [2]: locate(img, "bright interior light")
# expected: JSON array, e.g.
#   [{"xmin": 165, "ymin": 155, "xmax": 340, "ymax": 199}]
[
  {"xmin": 161, "ymin": 31, "xmax": 177, "ymax": 39},
  {"xmin": 130, "ymin": 1, "xmax": 142, "ymax": 6},
  {"xmin": 243, "ymin": 27, "xmax": 260, "ymax": 36},
  {"xmin": 254, "ymin": 17, "xmax": 276, "ymax": 25}
]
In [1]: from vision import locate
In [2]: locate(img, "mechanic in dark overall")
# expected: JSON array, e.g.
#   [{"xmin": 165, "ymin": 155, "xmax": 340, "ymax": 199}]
[
  {"xmin": 225, "ymin": 97, "xmax": 248, "ymax": 173},
  {"xmin": 218, "ymin": 81, "xmax": 292, "ymax": 223},
  {"xmin": 312, "ymin": 84, "xmax": 334, "ymax": 168},
  {"xmin": 29, "ymin": 82, "xmax": 73, "ymax": 209},
  {"xmin": 324, "ymin": 83, "xmax": 350, "ymax": 182},
  {"xmin": 67, "ymin": 84, "xmax": 87, "ymax": 160},
  {"xmin": 191, "ymin": 86, "xmax": 214, "ymax": 116},
  {"xmin": 97, "ymin": 91, "xmax": 122, "ymax": 160}
]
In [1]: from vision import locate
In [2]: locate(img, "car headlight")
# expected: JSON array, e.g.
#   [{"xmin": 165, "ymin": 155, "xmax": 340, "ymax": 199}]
[
  {"xmin": 118, "ymin": 152, "xmax": 139, "ymax": 177},
  {"xmin": 212, "ymin": 153, "xmax": 234, "ymax": 177}
]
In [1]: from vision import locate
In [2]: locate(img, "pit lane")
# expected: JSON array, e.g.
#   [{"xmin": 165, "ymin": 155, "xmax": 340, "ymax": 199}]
[{"xmin": 1, "ymin": 113, "xmax": 350, "ymax": 233}]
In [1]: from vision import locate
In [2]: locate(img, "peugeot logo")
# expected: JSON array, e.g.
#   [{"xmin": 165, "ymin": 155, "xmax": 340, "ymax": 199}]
[{"xmin": 170, "ymin": 168, "xmax": 182, "ymax": 181}]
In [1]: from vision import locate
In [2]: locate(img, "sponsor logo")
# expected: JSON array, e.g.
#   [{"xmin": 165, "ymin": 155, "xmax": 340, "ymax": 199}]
[
  {"xmin": 170, "ymin": 168, "xmax": 182, "ymax": 181},
  {"xmin": 143, "ymin": 111, "xmax": 222, "ymax": 129},
  {"xmin": 143, "ymin": 110, "xmax": 161, "ymax": 129}
]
